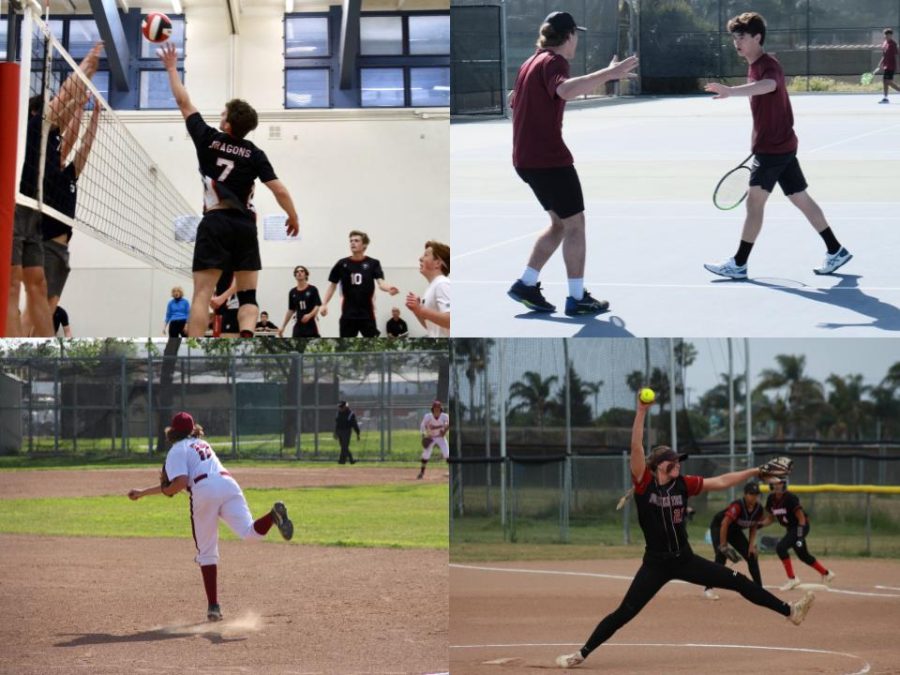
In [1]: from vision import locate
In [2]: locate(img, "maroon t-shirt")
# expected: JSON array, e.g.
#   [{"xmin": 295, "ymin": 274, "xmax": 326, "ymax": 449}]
[
  {"xmin": 511, "ymin": 50, "xmax": 573, "ymax": 169},
  {"xmin": 882, "ymin": 39, "xmax": 898, "ymax": 71},
  {"xmin": 748, "ymin": 53, "xmax": 798, "ymax": 155}
]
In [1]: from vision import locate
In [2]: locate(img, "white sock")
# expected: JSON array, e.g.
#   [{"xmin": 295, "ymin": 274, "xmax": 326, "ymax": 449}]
[
  {"xmin": 520, "ymin": 267, "xmax": 540, "ymax": 286},
  {"xmin": 568, "ymin": 278, "xmax": 584, "ymax": 300}
]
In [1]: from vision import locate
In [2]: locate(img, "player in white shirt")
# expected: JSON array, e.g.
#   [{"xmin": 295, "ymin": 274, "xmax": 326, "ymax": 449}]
[
  {"xmin": 418, "ymin": 400, "xmax": 450, "ymax": 479},
  {"xmin": 127, "ymin": 412, "xmax": 293, "ymax": 622},
  {"xmin": 406, "ymin": 240, "xmax": 450, "ymax": 337}
]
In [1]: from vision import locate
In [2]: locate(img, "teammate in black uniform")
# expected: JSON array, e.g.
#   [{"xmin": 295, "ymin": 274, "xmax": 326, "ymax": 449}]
[
  {"xmin": 279, "ymin": 265, "xmax": 321, "ymax": 337},
  {"xmin": 320, "ymin": 230, "xmax": 398, "ymax": 337},
  {"xmin": 159, "ymin": 43, "xmax": 299, "ymax": 338},
  {"xmin": 210, "ymin": 271, "xmax": 239, "ymax": 337},
  {"xmin": 702, "ymin": 480, "xmax": 765, "ymax": 600},
  {"xmin": 761, "ymin": 477, "xmax": 836, "ymax": 590},
  {"xmin": 556, "ymin": 397, "xmax": 815, "ymax": 669},
  {"xmin": 334, "ymin": 401, "xmax": 360, "ymax": 464}
]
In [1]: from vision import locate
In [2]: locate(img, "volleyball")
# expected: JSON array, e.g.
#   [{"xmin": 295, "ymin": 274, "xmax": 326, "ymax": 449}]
[{"xmin": 141, "ymin": 12, "xmax": 172, "ymax": 43}]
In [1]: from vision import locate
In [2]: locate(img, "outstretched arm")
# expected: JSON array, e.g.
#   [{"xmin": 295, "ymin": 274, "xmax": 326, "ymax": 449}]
[
  {"xmin": 705, "ymin": 79, "xmax": 776, "ymax": 99},
  {"xmin": 630, "ymin": 399, "xmax": 650, "ymax": 480},
  {"xmin": 158, "ymin": 42, "xmax": 197, "ymax": 119},
  {"xmin": 50, "ymin": 42, "xmax": 102, "ymax": 134},
  {"xmin": 263, "ymin": 179, "xmax": 299, "ymax": 237},
  {"xmin": 377, "ymin": 279, "xmax": 399, "ymax": 295},
  {"xmin": 556, "ymin": 55, "xmax": 639, "ymax": 100},
  {"xmin": 73, "ymin": 101, "xmax": 101, "ymax": 177},
  {"xmin": 127, "ymin": 475, "xmax": 188, "ymax": 500},
  {"xmin": 702, "ymin": 467, "xmax": 760, "ymax": 493}
]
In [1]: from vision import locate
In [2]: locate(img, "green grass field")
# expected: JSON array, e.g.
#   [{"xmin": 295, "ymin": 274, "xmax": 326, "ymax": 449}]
[
  {"xmin": 0, "ymin": 456, "xmax": 422, "ymax": 470},
  {"xmin": 0, "ymin": 483, "xmax": 448, "ymax": 550}
]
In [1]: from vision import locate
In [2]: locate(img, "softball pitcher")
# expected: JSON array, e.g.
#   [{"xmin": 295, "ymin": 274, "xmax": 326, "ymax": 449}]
[
  {"xmin": 556, "ymin": 398, "xmax": 814, "ymax": 669},
  {"xmin": 703, "ymin": 480, "xmax": 765, "ymax": 600},
  {"xmin": 762, "ymin": 477, "xmax": 836, "ymax": 590},
  {"xmin": 418, "ymin": 400, "xmax": 449, "ymax": 479},
  {"xmin": 128, "ymin": 412, "xmax": 293, "ymax": 622}
]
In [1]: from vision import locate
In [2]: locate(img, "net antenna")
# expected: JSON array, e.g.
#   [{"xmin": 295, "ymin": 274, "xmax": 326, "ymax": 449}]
[{"xmin": 13, "ymin": 1, "xmax": 197, "ymax": 276}]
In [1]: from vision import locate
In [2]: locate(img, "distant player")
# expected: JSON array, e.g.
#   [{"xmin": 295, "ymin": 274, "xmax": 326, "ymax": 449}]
[
  {"xmin": 876, "ymin": 28, "xmax": 900, "ymax": 103},
  {"xmin": 158, "ymin": 43, "xmax": 300, "ymax": 338},
  {"xmin": 555, "ymin": 397, "xmax": 814, "ymax": 669},
  {"xmin": 405, "ymin": 241, "xmax": 450, "ymax": 338},
  {"xmin": 506, "ymin": 12, "xmax": 638, "ymax": 317},
  {"xmin": 320, "ymin": 230, "xmax": 398, "ymax": 337},
  {"xmin": 127, "ymin": 412, "xmax": 293, "ymax": 622},
  {"xmin": 761, "ymin": 477, "xmax": 836, "ymax": 590},
  {"xmin": 254, "ymin": 311, "xmax": 278, "ymax": 333},
  {"xmin": 334, "ymin": 401, "xmax": 360, "ymax": 464},
  {"xmin": 418, "ymin": 400, "xmax": 449, "ymax": 479},
  {"xmin": 703, "ymin": 12, "xmax": 852, "ymax": 280},
  {"xmin": 385, "ymin": 308, "xmax": 409, "ymax": 338},
  {"xmin": 279, "ymin": 265, "xmax": 321, "ymax": 337},
  {"xmin": 702, "ymin": 480, "xmax": 765, "ymax": 600}
]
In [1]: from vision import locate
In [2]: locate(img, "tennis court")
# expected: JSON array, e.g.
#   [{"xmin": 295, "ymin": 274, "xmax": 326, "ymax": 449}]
[{"xmin": 452, "ymin": 94, "xmax": 900, "ymax": 337}]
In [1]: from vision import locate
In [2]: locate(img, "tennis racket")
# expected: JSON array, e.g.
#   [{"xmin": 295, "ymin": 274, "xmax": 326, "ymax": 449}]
[
  {"xmin": 861, "ymin": 71, "xmax": 874, "ymax": 86},
  {"xmin": 713, "ymin": 154, "xmax": 753, "ymax": 210}
]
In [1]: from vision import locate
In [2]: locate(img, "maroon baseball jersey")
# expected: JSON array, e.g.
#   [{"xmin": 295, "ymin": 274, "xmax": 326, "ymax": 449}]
[
  {"xmin": 748, "ymin": 53, "xmax": 798, "ymax": 154},
  {"xmin": 632, "ymin": 467, "xmax": 704, "ymax": 556},
  {"xmin": 511, "ymin": 50, "xmax": 573, "ymax": 169},
  {"xmin": 882, "ymin": 39, "xmax": 898, "ymax": 71}
]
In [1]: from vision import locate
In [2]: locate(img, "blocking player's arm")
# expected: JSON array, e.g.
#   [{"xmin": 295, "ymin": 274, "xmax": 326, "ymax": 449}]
[
  {"xmin": 705, "ymin": 79, "xmax": 776, "ymax": 99},
  {"xmin": 319, "ymin": 282, "xmax": 338, "ymax": 317},
  {"xmin": 701, "ymin": 467, "xmax": 761, "ymax": 493},
  {"xmin": 556, "ymin": 55, "xmax": 639, "ymax": 100},
  {"xmin": 629, "ymin": 399, "xmax": 649, "ymax": 480},
  {"xmin": 263, "ymin": 179, "xmax": 300, "ymax": 237},
  {"xmin": 158, "ymin": 42, "xmax": 198, "ymax": 119},
  {"xmin": 49, "ymin": 42, "xmax": 102, "ymax": 133},
  {"xmin": 73, "ymin": 101, "xmax": 101, "ymax": 178}
]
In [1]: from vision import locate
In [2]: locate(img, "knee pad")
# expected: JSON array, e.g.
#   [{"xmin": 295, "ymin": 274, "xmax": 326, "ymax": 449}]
[{"xmin": 236, "ymin": 289, "xmax": 258, "ymax": 307}]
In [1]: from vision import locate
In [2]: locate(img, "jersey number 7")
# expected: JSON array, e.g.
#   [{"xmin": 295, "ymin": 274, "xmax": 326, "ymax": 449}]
[{"xmin": 216, "ymin": 158, "xmax": 234, "ymax": 181}]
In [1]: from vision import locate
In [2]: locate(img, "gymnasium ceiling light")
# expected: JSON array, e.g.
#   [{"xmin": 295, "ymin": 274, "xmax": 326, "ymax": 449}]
[
  {"xmin": 170, "ymin": 0, "xmax": 182, "ymax": 14},
  {"xmin": 286, "ymin": 0, "xmax": 294, "ymax": 12}
]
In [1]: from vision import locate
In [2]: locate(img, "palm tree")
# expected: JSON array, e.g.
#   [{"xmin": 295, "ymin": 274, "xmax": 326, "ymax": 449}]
[
  {"xmin": 453, "ymin": 339, "xmax": 493, "ymax": 423},
  {"xmin": 584, "ymin": 379, "xmax": 604, "ymax": 419},
  {"xmin": 674, "ymin": 340, "xmax": 697, "ymax": 405},
  {"xmin": 884, "ymin": 362, "xmax": 900, "ymax": 391},
  {"xmin": 826, "ymin": 373, "xmax": 870, "ymax": 441},
  {"xmin": 755, "ymin": 354, "xmax": 825, "ymax": 437},
  {"xmin": 869, "ymin": 385, "xmax": 900, "ymax": 440},
  {"xmin": 508, "ymin": 371, "xmax": 559, "ymax": 429}
]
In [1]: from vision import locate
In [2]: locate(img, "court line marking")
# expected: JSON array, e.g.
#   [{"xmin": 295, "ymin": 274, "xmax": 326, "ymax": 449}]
[
  {"xmin": 808, "ymin": 121, "xmax": 900, "ymax": 153},
  {"xmin": 450, "ymin": 563, "xmax": 900, "ymax": 598},
  {"xmin": 455, "ymin": 229, "xmax": 547, "ymax": 259},
  {"xmin": 875, "ymin": 585, "xmax": 900, "ymax": 591},
  {"xmin": 450, "ymin": 280, "xmax": 900, "ymax": 292},
  {"xmin": 449, "ymin": 641, "xmax": 870, "ymax": 675}
]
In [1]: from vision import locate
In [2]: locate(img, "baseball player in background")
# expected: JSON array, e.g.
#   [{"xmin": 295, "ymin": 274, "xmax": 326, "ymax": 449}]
[
  {"xmin": 556, "ymin": 398, "xmax": 814, "ymax": 669},
  {"xmin": 335, "ymin": 401, "xmax": 360, "ymax": 464},
  {"xmin": 761, "ymin": 476, "xmax": 836, "ymax": 590},
  {"xmin": 418, "ymin": 400, "xmax": 450, "ymax": 479},
  {"xmin": 703, "ymin": 480, "xmax": 765, "ymax": 600},
  {"xmin": 127, "ymin": 412, "xmax": 293, "ymax": 622}
]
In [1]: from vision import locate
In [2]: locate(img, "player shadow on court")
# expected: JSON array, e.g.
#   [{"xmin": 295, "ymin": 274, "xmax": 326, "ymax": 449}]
[
  {"xmin": 54, "ymin": 623, "xmax": 248, "ymax": 647},
  {"xmin": 513, "ymin": 312, "xmax": 636, "ymax": 337},
  {"xmin": 745, "ymin": 274, "xmax": 900, "ymax": 332}
]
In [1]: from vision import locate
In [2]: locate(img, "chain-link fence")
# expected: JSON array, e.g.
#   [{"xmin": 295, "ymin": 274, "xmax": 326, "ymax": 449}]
[{"xmin": 0, "ymin": 350, "xmax": 449, "ymax": 461}]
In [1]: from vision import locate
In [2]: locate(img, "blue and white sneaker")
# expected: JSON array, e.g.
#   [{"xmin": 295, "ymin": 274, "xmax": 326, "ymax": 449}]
[
  {"xmin": 564, "ymin": 290, "xmax": 609, "ymax": 316},
  {"xmin": 704, "ymin": 257, "xmax": 748, "ymax": 280},
  {"xmin": 507, "ymin": 280, "xmax": 556, "ymax": 312},
  {"xmin": 813, "ymin": 247, "xmax": 852, "ymax": 275}
]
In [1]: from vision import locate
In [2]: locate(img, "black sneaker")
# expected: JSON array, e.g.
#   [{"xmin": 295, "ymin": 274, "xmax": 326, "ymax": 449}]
[
  {"xmin": 564, "ymin": 290, "xmax": 610, "ymax": 316},
  {"xmin": 271, "ymin": 501, "xmax": 294, "ymax": 541},
  {"xmin": 507, "ymin": 280, "xmax": 556, "ymax": 312}
]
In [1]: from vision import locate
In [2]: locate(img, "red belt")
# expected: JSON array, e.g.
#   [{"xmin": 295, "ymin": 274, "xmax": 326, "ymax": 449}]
[{"xmin": 194, "ymin": 471, "xmax": 231, "ymax": 484}]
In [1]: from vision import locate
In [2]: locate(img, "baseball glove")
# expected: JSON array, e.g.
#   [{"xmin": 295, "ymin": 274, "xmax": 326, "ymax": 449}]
[
  {"xmin": 758, "ymin": 456, "xmax": 793, "ymax": 482},
  {"xmin": 719, "ymin": 544, "xmax": 741, "ymax": 563},
  {"xmin": 421, "ymin": 435, "xmax": 433, "ymax": 449},
  {"xmin": 160, "ymin": 461, "xmax": 172, "ymax": 496}
]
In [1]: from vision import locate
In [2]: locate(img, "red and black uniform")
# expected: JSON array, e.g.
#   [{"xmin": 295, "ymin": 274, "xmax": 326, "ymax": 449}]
[
  {"xmin": 288, "ymin": 285, "xmax": 321, "ymax": 338},
  {"xmin": 708, "ymin": 498, "xmax": 764, "ymax": 585},
  {"xmin": 746, "ymin": 53, "xmax": 807, "ymax": 196},
  {"xmin": 328, "ymin": 256, "xmax": 383, "ymax": 337},
  {"xmin": 765, "ymin": 489, "xmax": 825, "ymax": 573},
  {"xmin": 578, "ymin": 468, "xmax": 791, "ymax": 660}
]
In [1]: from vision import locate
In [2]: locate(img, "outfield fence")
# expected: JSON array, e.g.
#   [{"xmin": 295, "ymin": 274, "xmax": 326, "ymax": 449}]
[{"xmin": 0, "ymin": 350, "xmax": 449, "ymax": 461}]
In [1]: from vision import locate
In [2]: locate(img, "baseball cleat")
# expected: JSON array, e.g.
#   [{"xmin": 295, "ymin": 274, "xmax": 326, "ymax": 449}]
[
  {"xmin": 703, "ymin": 588, "xmax": 720, "ymax": 601},
  {"xmin": 813, "ymin": 246, "xmax": 852, "ymax": 275},
  {"xmin": 788, "ymin": 591, "xmax": 815, "ymax": 625},
  {"xmin": 271, "ymin": 501, "xmax": 294, "ymax": 541},
  {"xmin": 556, "ymin": 652, "xmax": 585, "ymax": 668},
  {"xmin": 823, "ymin": 570, "xmax": 836, "ymax": 586},
  {"xmin": 704, "ymin": 257, "xmax": 748, "ymax": 280},
  {"xmin": 508, "ymin": 280, "xmax": 556, "ymax": 313},
  {"xmin": 207, "ymin": 603, "xmax": 223, "ymax": 621},
  {"xmin": 780, "ymin": 577, "xmax": 801, "ymax": 591}
]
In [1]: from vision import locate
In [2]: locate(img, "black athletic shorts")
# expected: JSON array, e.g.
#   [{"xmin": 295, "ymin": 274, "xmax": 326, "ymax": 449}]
[
  {"xmin": 339, "ymin": 317, "xmax": 380, "ymax": 338},
  {"xmin": 193, "ymin": 209, "xmax": 261, "ymax": 272},
  {"xmin": 515, "ymin": 165, "xmax": 585, "ymax": 220},
  {"xmin": 220, "ymin": 307, "xmax": 239, "ymax": 334},
  {"xmin": 749, "ymin": 152, "xmax": 808, "ymax": 196},
  {"xmin": 292, "ymin": 318, "xmax": 320, "ymax": 338},
  {"xmin": 884, "ymin": 70, "xmax": 895, "ymax": 81}
]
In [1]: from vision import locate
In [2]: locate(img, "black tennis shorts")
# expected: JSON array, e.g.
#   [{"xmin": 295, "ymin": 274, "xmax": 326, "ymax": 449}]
[
  {"xmin": 292, "ymin": 318, "xmax": 320, "ymax": 338},
  {"xmin": 339, "ymin": 317, "xmax": 380, "ymax": 338},
  {"xmin": 193, "ymin": 209, "xmax": 261, "ymax": 272},
  {"xmin": 515, "ymin": 165, "xmax": 585, "ymax": 220},
  {"xmin": 884, "ymin": 70, "xmax": 895, "ymax": 81},
  {"xmin": 749, "ymin": 152, "xmax": 808, "ymax": 196}
]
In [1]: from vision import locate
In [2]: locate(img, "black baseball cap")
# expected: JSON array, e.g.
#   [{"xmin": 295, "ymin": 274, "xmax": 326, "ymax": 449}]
[
  {"xmin": 338, "ymin": 400, "xmax": 347, "ymax": 407},
  {"xmin": 545, "ymin": 11, "xmax": 586, "ymax": 33},
  {"xmin": 744, "ymin": 481, "xmax": 761, "ymax": 495},
  {"xmin": 647, "ymin": 446, "xmax": 689, "ymax": 470}
]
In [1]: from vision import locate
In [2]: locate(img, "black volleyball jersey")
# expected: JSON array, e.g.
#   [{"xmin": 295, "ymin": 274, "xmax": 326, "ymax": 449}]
[
  {"xmin": 765, "ymin": 490, "xmax": 804, "ymax": 528},
  {"xmin": 185, "ymin": 112, "xmax": 276, "ymax": 217},
  {"xmin": 42, "ymin": 163, "xmax": 77, "ymax": 242},
  {"xmin": 328, "ymin": 256, "xmax": 384, "ymax": 320},
  {"xmin": 633, "ymin": 467, "xmax": 704, "ymax": 556},
  {"xmin": 20, "ymin": 112, "xmax": 62, "ymax": 199},
  {"xmin": 712, "ymin": 497, "xmax": 764, "ymax": 530},
  {"xmin": 289, "ymin": 285, "xmax": 321, "ymax": 314}
]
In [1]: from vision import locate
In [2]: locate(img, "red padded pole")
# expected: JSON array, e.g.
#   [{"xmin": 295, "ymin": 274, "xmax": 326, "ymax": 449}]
[{"xmin": 0, "ymin": 62, "xmax": 21, "ymax": 337}]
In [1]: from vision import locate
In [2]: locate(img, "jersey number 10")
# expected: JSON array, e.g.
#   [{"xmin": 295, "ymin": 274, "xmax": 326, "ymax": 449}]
[{"xmin": 351, "ymin": 273, "xmax": 363, "ymax": 285}]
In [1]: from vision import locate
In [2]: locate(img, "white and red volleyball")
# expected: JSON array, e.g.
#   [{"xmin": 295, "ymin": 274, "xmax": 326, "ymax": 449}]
[{"xmin": 141, "ymin": 12, "xmax": 173, "ymax": 43}]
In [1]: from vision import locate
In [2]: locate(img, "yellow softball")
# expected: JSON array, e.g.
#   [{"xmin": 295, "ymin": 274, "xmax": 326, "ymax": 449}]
[{"xmin": 639, "ymin": 387, "xmax": 656, "ymax": 404}]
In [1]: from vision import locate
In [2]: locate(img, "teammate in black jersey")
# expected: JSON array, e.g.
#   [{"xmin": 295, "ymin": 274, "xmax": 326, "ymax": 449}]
[
  {"xmin": 279, "ymin": 265, "xmax": 321, "ymax": 337},
  {"xmin": 159, "ymin": 43, "xmax": 300, "ymax": 338},
  {"xmin": 555, "ymin": 397, "xmax": 815, "ymax": 669},
  {"xmin": 320, "ymin": 230, "xmax": 398, "ymax": 337}
]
